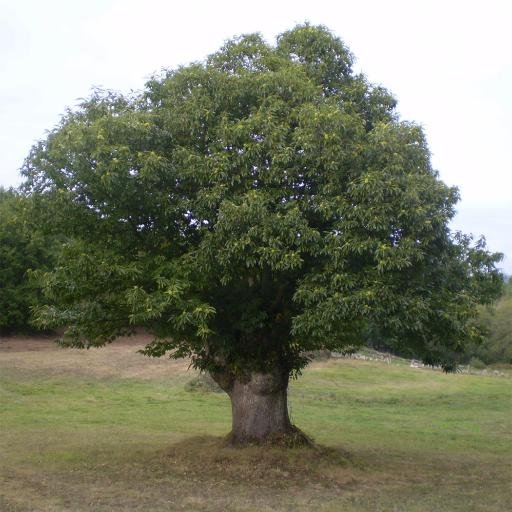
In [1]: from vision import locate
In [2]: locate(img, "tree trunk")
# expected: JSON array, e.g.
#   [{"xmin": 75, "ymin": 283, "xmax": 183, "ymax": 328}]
[{"xmin": 210, "ymin": 367, "xmax": 310, "ymax": 445}]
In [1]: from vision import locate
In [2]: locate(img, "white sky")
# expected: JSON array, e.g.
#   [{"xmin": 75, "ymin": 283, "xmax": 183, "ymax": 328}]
[{"xmin": 1, "ymin": 0, "xmax": 511, "ymax": 273}]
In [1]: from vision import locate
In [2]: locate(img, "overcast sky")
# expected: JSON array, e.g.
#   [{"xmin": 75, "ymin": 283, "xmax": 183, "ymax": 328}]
[{"xmin": 1, "ymin": 0, "xmax": 511, "ymax": 272}]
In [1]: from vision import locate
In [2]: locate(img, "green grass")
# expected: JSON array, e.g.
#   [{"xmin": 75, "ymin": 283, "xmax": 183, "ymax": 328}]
[{"xmin": 0, "ymin": 339, "xmax": 511, "ymax": 511}]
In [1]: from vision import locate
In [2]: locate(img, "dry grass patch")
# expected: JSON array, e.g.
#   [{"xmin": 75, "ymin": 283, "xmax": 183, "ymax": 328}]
[
  {"xmin": 0, "ymin": 333, "xmax": 189, "ymax": 380},
  {"xmin": 163, "ymin": 435, "xmax": 364, "ymax": 488}
]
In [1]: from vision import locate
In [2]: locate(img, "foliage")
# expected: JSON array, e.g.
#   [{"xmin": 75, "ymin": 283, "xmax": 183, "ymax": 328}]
[
  {"xmin": 0, "ymin": 188, "xmax": 53, "ymax": 333},
  {"xmin": 468, "ymin": 356, "xmax": 486, "ymax": 369},
  {"xmin": 468, "ymin": 278, "xmax": 512, "ymax": 365},
  {"xmin": 365, "ymin": 277, "xmax": 512, "ymax": 368},
  {"xmin": 22, "ymin": 24, "xmax": 502, "ymax": 375}
]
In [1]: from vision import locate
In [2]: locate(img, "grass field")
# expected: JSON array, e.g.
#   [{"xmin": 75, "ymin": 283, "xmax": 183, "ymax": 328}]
[{"xmin": 1, "ymin": 335, "xmax": 511, "ymax": 511}]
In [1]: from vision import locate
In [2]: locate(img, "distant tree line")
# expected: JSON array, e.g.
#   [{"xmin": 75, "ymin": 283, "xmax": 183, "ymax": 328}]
[
  {"xmin": 365, "ymin": 276, "xmax": 511, "ymax": 366},
  {"xmin": 0, "ymin": 187, "xmax": 54, "ymax": 334},
  {"xmin": 468, "ymin": 278, "xmax": 512, "ymax": 365}
]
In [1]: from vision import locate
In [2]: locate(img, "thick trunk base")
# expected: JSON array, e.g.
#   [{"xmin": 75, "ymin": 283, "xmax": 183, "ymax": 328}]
[
  {"xmin": 211, "ymin": 368, "xmax": 313, "ymax": 447},
  {"xmin": 225, "ymin": 423, "xmax": 313, "ymax": 447}
]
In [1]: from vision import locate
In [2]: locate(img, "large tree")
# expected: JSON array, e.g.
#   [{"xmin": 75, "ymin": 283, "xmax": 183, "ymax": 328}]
[{"xmin": 23, "ymin": 25, "xmax": 502, "ymax": 444}]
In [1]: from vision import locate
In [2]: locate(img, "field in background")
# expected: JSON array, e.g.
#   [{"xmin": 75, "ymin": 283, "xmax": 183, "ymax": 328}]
[{"xmin": 1, "ymin": 335, "xmax": 511, "ymax": 512}]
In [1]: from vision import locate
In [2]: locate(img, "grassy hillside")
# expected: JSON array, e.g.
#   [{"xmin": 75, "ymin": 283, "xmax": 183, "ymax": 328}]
[{"xmin": 1, "ymin": 336, "xmax": 511, "ymax": 511}]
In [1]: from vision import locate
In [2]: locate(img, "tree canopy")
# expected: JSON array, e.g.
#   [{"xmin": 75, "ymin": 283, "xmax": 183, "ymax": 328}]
[{"xmin": 22, "ymin": 24, "xmax": 502, "ymax": 442}]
